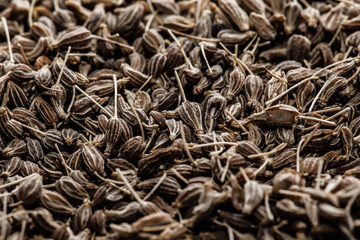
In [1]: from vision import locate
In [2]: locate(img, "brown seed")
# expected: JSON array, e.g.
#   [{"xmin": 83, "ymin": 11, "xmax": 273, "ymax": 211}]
[
  {"xmin": 2, "ymin": 138, "xmax": 26, "ymax": 158},
  {"xmin": 15, "ymin": 175, "xmax": 42, "ymax": 206},
  {"xmin": 1, "ymin": 156, "xmax": 22, "ymax": 177},
  {"xmin": 178, "ymin": 101, "xmax": 204, "ymax": 135},
  {"xmin": 218, "ymin": 0, "xmax": 249, "ymax": 31},
  {"xmin": 81, "ymin": 143, "xmax": 105, "ymax": 176},
  {"xmin": 55, "ymin": 176, "xmax": 90, "ymax": 204},
  {"xmin": 73, "ymin": 199, "xmax": 92, "ymax": 233}
]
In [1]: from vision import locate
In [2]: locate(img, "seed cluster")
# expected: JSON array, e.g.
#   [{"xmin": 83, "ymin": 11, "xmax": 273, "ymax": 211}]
[{"xmin": 1, "ymin": 0, "xmax": 360, "ymax": 239}]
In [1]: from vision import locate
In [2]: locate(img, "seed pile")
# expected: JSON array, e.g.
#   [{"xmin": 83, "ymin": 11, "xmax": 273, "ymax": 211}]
[{"xmin": 2, "ymin": 0, "xmax": 360, "ymax": 239}]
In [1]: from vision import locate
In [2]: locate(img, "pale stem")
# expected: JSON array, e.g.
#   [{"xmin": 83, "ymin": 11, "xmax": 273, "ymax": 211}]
[
  {"xmin": 190, "ymin": 142, "xmax": 237, "ymax": 148},
  {"xmin": 296, "ymin": 138, "xmax": 305, "ymax": 172},
  {"xmin": 1, "ymin": 72, "xmax": 11, "ymax": 108},
  {"xmin": 346, "ymin": 65, "xmax": 360, "ymax": 83},
  {"xmin": 248, "ymin": 142, "xmax": 287, "ymax": 159},
  {"xmin": 0, "ymin": 173, "xmax": 40, "ymax": 190},
  {"xmin": 138, "ymin": 76, "xmax": 153, "ymax": 92},
  {"xmin": 16, "ymin": 44, "xmax": 33, "ymax": 69},
  {"xmin": 200, "ymin": 43, "xmax": 212, "ymax": 73},
  {"xmin": 315, "ymin": 159, "xmax": 324, "ymax": 191},
  {"xmin": 127, "ymin": 101, "xmax": 145, "ymax": 143},
  {"xmin": 113, "ymin": 74, "xmax": 118, "ymax": 119},
  {"xmin": 143, "ymin": 128, "xmax": 158, "ymax": 154},
  {"xmin": 53, "ymin": 0, "xmax": 59, "ymax": 10},
  {"xmin": 174, "ymin": 70, "xmax": 187, "ymax": 102},
  {"xmin": 243, "ymin": 34, "xmax": 258, "ymax": 52},
  {"xmin": 344, "ymin": 46, "xmax": 353, "ymax": 59},
  {"xmin": 254, "ymin": 158, "xmax": 270, "ymax": 176},
  {"xmin": 278, "ymin": 189, "xmax": 311, "ymax": 199},
  {"xmin": 265, "ymin": 193, "xmax": 274, "ymax": 221},
  {"xmin": 1, "ymin": 192, "xmax": 7, "ymax": 240},
  {"xmin": 265, "ymin": 76, "xmax": 319, "ymax": 106},
  {"xmin": 218, "ymin": 42, "xmax": 246, "ymax": 74},
  {"xmin": 329, "ymin": 17, "xmax": 345, "ymax": 47},
  {"xmin": 250, "ymin": 37, "xmax": 261, "ymax": 54},
  {"xmin": 80, "ymin": 134, "xmax": 107, "ymax": 160},
  {"xmin": 225, "ymin": 110, "xmax": 248, "ymax": 133},
  {"xmin": 326, "ymin": 107, "xmax": 350, "ymax": 121},
  {"xmin": 56, "ymin": 46, "xmax": 71, "ymax": 85},
  {"xmin": 195, "ymin": 0, "xmax": 202, "ymax": 22},
  {"xmin": 159, "ymin": 26, "xmax": 220, "ymax": 43},
  {"xmin": 1, "ymin": 17, "xmax": 13, "ymax": 63},
  {"xmin": 301, "ymin": 106, "xmax": 342, "ymax": 115},
  {"xmin": 12, "ymin": 120, "xmax": 45, "ymax": 136},
  {"xmin": 28, "ymin": 0, "xmax": 37, "ymax": 27},
  {"xmin": 93, "ymin": 171, "xmax": 130, "ymax": 195},
  {"xmin": 240, "ymin": 167, "xmax": 249, "ymax": 183},
  {"xmin": 66, "ymin": 86, "xmax": 77, "ymax": 115},
  {"xmin": 144, "ymin": 9, "xmax": 157, "ymax": 32},
  {"xmin": 91, "ymin": 35, "xmax": 134, "ymax": 51},
  {"xmin": 220, "ymin": 157, "xmax": 231, "ymax": 183},
  {"xmin": 74, "ymin": 85, "xmax": 112, "ymax": 118},
  {"xmin": 19, "ymin": 220, "xmax": 26, "ymax": 240},
  {"xmin": 68, "ymin": 53, "xmax": 97, "ymax": 57},
  {"xmin": 170, "ymin": 168, "xmax": 189, "ymax": 185},
  {"xmin": 301, "ymin": 107, "xmax": 349, "ymax": 131},
  {"xmin": 308, "ymin": 58, "xmax": 360, "ymax": 112},
  {"xmin": 345, "ymin": 188, "xmax": 360, "ymax": 212},
  {"xmin": 297, "ymin": 115, "xmax": 336, "ymax": 126},
  {"xmin": 70, "ymin": 118, "xmax": 97, "ymax": 136},
  {"xmin": 300, "ymin": 123, "xmax": 320, "ymax": 151},
  {"xmin": 143, "ymin": 173, "xmax": 167, "ymax": 201},
  {"xmin": 299, "ymin": 0, "xmax": 311, "ymax": 7},
  {"xmin": 228, "ymin": 226, "xmax": 235, "ymax": 240},
  {"xmin": 55, "ymin": 143, "xmax": 72, "ymax": 175},
  {"xmin": 235, "ymin": 56, "xmax": 253, "ymax": 75},
  {"xmin": 115, "ymin": 168, "xmax": 144, "ymax": 204},
  {"xmin": 167, "ymin": 29, "xmax": 194, "ymax": 69},
  {"xmin": 180, "ymin": 121, "xmax": 197, "ymax": 167}
]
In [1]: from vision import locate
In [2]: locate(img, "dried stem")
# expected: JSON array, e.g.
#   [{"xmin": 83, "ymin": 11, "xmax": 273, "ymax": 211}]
[
  {"xmin": 91, "ymin": 35, "xmax": 134, "ymax": 51},
  {"xmin": 113, "ymin": 74, "xmax": 118, "ymax": 119},
  {"xmin": 55, "ymin": 143, "xmax": 72, "ymax": 175},
  {"xmin": 300, "ymin": 123, "xmax": 320, "ymax": 152},
  {"xmin": 12, "ymin": 120, "xmax": 46, "ymax": 136},
  {"xmin": 127, "ymin": 100, "xmax": 145, "ymax": 143},
  {"xmin": 248, "ymin": 142, "xmax": 287, "ymax": 159},
  {"xmin": 0, "ymin": 173, "xmax": 40, "ymax": 190},
  {"xmin": 225, "ymin": 110, "xmax": 248, "ymax": 133},
  {"xmin": 191, "ymin": 142, "xmax": 238, "ymax": 148},
  {"xmin": 200, "ymin": 43, "xmax": 212, "ymax": 73},
  {"xmin": 143, "ymin": 173, "xmax": 167, "ymax": 201},
  {"xmin": 56, "ymin": 46, "xmax": 71, "ymax": 85},
  {"xmin": 159, "ymin": 26, "xmax": 220, "ymax": 43},
  {"xmin": 16, "ymin": 44, "xmax": 33, "ymax": 69},
  {"xmin": 170, "ymin": 168, "xmax": 189, "ymax": 185},
  {"xmin": 70, "ymin": 118, "xmax": 97, "ymax": 136},
  {"xmin": 138, "ymin": 76, "xmax": 153, "ymax": 92},
  {"xmin": 296, "ymin": 138, "xmax": 305, "ymax": 172},
  {"xmin": 174, "ymin": 70, "xmax": 187, "ymax": 102},
  {"xmin": 74, "ymin": 85, "xmax": 112, "ymax": 118},
  {"xmin": 28, "ymin": 0, "xmax": 37, "ymax": 27},
  {"xmin": 265, "ymin": 193, "xmax": 274, "ymax": 221},
  {"xmin": 167, "ymin": 29, "xmax": 193, "ymax": 69},
  {"xmin": 298, "ymin": 115, "xmax": 336, "ymax": 126},
  {"xmin": 180, "ymin": 121, "xmax": 197, "ymax": 167},
  {"xmin": 1, "ymin": 17, "xmax": 13, "ymax": 63},
  {"xmin": 115, "ymin": 168, "xmax": 144, "ymax": 204},
  {"xmin": 1, "ymin": 192, "xmax": 7, "ymax": 240},
  {"xmin": 315, "ymin": 159, "xmax": 324, "ymax": 191},
  {"xmin": 240, "ymin": 167, "xmax": 250, "ymax": 182}
]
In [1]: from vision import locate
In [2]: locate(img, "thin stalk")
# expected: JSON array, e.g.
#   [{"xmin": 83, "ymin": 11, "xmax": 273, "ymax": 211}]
[
  {"xmin": 127, "ymin": 101, "xmax": 145, "ymax": 143},
  {"xmin": 55, "ymin": 143, "xmax": 72, "ymax": 175},
  {"xmin": 28, "ymin": 0, "xmax": 37, "ymax": 27},
  {"xmin": 91, "ymin": 35, "xmax": 134, "ymax": 51},
  {"xmin": 200, "ymin": 43, "xmax": 212, "ymax": 73},
  {"xmin": 138, "ymin": 76, "xmax": 153, "ymax": 92},
  {"xmin": 16, "ymin": 44, "xmax": 33, "ymax": 69},
  {"xmin": 56, "ymin": 46, "xmax": 71, "ymax": 85},
  {"xmin": 143, "ymin": 173, "xmax": 167, "ymax": 201},
  {"xmin": 301, "ymin": 106, "xmax": 342, "ymax": 115},
  {"xmin": 1, "ymin": 17, "xmax": 13, "ymax": 63},
  {"xmin": 19, "ymin": 220, "xmax": 26, "ymax": 240},
  {"xmin": 159, "ymin": 26, "xmax": 220, "ymax": 43},
  {"xmin": 298, "ymin": 115, "xmax": 336, "ymax": 126},
  {"xmin": 265, "ymin": 193, "xmax": 274, "ymax": 221},
  {"xmin": 74, "ymin": 85, "xmax": 112, "ymax": 118},
  {"xmin": 243, "ymin": 34, "xmax": 258, "ymax": 52},
  {"xmin": 180, "ymin": 121, "xmax": 197, "ymax": 167},
  {"xmin": 190, "ymin": 142, "xmax": 238, "ymax": 148},
  {"xmin": 0, "ymin": 173, "xmax": 40, "ymax": 190},
  {"xmin": 115, "ymin": 168, "xmax": 144, "ymax": 204},
  {"xmin": 300, "ymin": 123, "xmax": 320, "ymax": 152},
  {"xmin": 248, "ymin": 142, "xmax": 287, "ymax": 159},
  {"xmin": 1, "ymin": 192, "xmax": 7, "ymax": 240},
  {"xmin": 240, "ymin": 167, "xmax": 249, "ymax": 182},
  {"xmin": 278, "ymin": 189, "xmax": 311, "ymax": 199},
  {"xmin": 167, "ymin": 29, "xmax": 194, "ymax": 69},
  {"xmin": 113, "ymin": 74, "xmax": 118, "ymax": 119},
  {"xmin": 170, "ymin": 168, "xmax": 189, "ymax": 185},
  {"xmin": 225, "ymin": 110, "xmax": 248, "ymax": 132},
  {"xmin": 315, "ymin": 159, "xmax": 324, "ymax": 191},
  {"xmin": 174, "ymin": 70, "xmax": 187, "ymax": 102},
  {"xmin": 296, "ymin": 138, "xmax": 305, "ymax": 172},
  {"xmin": 220, "ymin": 157, "xmax": 230, "ymax": 183},
  {"xmin": 12, "ymin": 120, "xmax": 45, "ymax": 136},
  {"xmin": 70, "ymin": 118, "xmax": 97, "ymax": 136},
  {"xmin": 68, "ymin": 53, "xmax": 97, "ymax": 57}
]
